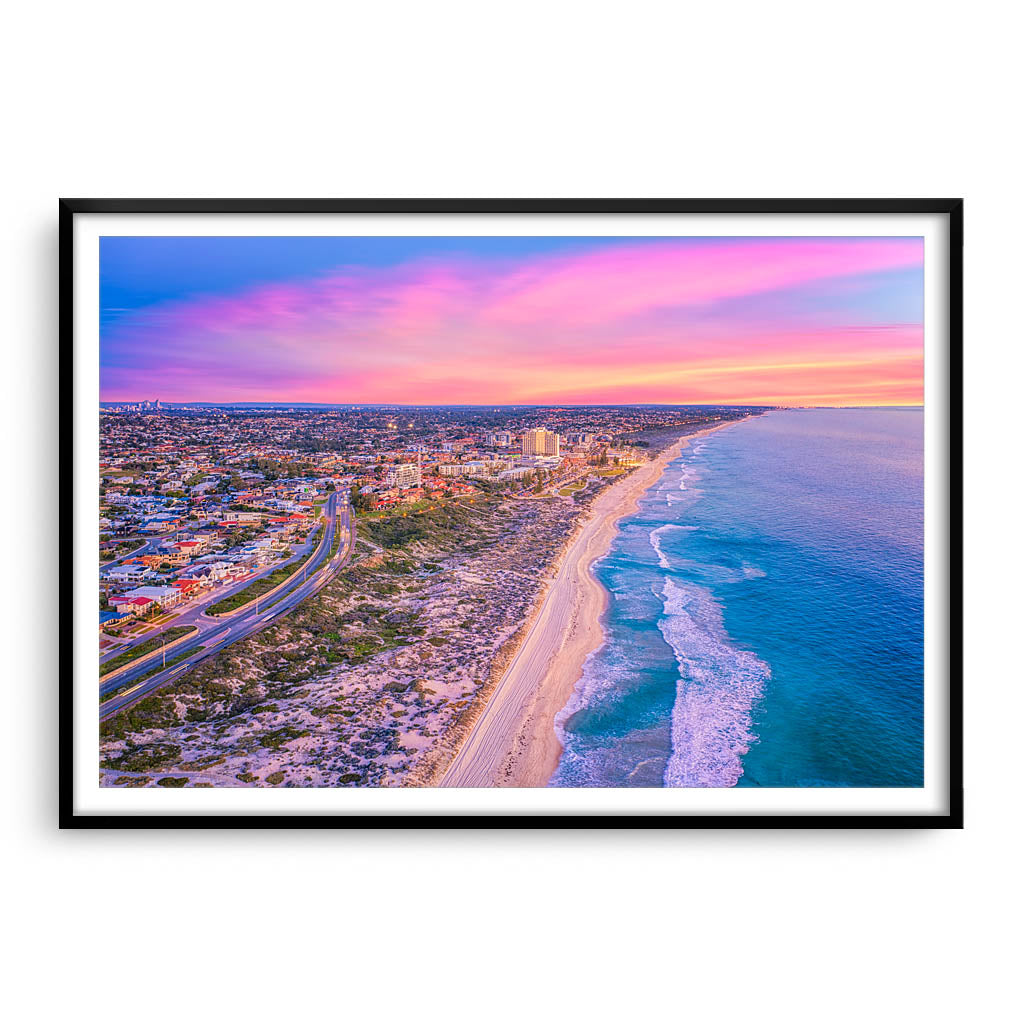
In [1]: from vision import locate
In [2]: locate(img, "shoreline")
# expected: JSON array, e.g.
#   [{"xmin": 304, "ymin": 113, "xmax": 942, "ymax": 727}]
[{"xmin": 438, "ymin": 419, "xmax": 745, "ymax": 788}]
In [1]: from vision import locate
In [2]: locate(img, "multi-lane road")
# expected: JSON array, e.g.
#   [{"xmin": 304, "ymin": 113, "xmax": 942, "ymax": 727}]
[{"xmin": 99, "ymin": 493, "xmax": 353, "ymax": 721}]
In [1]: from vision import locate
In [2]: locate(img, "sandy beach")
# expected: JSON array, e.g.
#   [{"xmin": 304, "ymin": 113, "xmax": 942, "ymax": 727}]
[{"xmin": 439, "ymin": 421, "xmax": 742, "ymax": 788}]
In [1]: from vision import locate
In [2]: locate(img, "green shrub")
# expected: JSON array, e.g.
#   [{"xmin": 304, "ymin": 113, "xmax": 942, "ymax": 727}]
[
  {"xmin": 112, "ymin": 775, "xmax": 151, "ymax": 787},
  {"xmin": 101, "ymin": 741, "xmax": 181, "ymax": 772},
  {"xmin": 258, "ymin": 726, "xmax": 309, "ymax": 750}
]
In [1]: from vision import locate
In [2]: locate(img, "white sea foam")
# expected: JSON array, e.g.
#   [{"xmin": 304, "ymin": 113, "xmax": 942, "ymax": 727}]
[
  {"xmin": 649, "ymin": 525, "xmax": 766, "ymax": 583},
  {"xmin": 649, "ymin": 523, "xmax": 697, "ymax": 569},
  {"xmin": 660, "ymin": 457, "xmax": 697, "ymax": 504},
  {"xmin": 552, "ymin": 644, "xmax": 613, "ymax": 750},
  {"xmin": 658, "ymin": 576, "xmax": 770, "ymax": 787}
]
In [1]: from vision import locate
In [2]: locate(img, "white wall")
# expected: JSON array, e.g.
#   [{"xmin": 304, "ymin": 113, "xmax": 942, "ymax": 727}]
[{"xmin": 3, "ymin": 3, "xmax": 1018, "ymax": 1022}]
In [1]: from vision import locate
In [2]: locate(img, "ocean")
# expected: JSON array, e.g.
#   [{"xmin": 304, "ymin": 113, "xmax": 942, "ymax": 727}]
[{"xmin": 550, "ymin": 408, "xmax": 924, "ymax": 788}]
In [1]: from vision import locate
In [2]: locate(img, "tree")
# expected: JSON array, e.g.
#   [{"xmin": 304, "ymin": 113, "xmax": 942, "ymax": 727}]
[{"xmin": 350, "ymin": 484, "xmax": 374, "ymax": 514}]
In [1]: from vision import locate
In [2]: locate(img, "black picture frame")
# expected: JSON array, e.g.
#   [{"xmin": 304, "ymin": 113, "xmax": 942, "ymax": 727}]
[{"xmin": 60, "ymin": 198, "xmax": 963, "ymax": 829}]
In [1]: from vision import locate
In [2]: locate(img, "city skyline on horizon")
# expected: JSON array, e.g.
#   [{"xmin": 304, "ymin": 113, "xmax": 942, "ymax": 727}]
[{"xmin": 100, "ymin": 235, "xmax": 924, "ymax": 407}]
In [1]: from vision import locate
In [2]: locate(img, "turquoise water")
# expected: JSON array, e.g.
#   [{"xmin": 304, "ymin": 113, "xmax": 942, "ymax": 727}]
[{"xmin": 551, "ymin": 408, "xmax": 924, "ymax": 788}]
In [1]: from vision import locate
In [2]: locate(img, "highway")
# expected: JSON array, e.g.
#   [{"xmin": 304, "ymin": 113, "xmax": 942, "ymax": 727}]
[{"xmin": 99, "ymin": 492, "xmax": 354, "ymax": 721}]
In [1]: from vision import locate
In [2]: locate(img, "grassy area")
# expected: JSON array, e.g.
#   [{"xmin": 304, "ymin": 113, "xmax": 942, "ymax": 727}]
[
  {"xmin": 101, "ymin": 647, "xmax": 200, "ymax": 704},
  {"xmin": 596, "ymin": 468, "xmax": 626, "ymax": 477},
  {"xmin": 359, "ymin": 497, "xmax": 493, "ymax": 550},
  {"xmin": 206, "ymin": 528, "xmax": 322, "ymax": 615},
  {"xmin": 100, "ymin": 680, "xmax": 138, "ymax": 704},
  {"xmin": 326, "ymin": 512, "xmax": 345, "ymax": 560},
  {"xmin": 263, "ymin": 510, "xmax": 347, "ymax": 612},
  {"xmin": 358, "ymin": 497, "xmax": 436, "ymax": 521},
  {"xmin": 100, "ymin": 540, "xmax": 142, "ymax": 564},
  {"xmin": 558, "ymin": 481, "xmax": 586, "ymax": 495},
  {"xmin": 101, "ymin": 626, "xmax": 196, "ymax": 676}
]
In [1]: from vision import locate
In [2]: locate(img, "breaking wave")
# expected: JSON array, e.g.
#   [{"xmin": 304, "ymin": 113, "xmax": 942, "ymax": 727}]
[
  {"xmin": 658, "ymin": 576, "xmax": 770, "ymax": 787},
  {"xmin": 649, "ymin": 523, "xmax": 697, "ymax": 569},
  {"xmin": 662, "ymin": 458, "xmax": 698, "ymax": 504},
  {"xmin": 552, "ymin": 645, "xmax": 611, "ymax": 754}
]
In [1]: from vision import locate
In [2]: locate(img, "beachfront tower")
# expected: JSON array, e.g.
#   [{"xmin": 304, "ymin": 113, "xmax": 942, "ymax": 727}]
[{"xmin": 522, "ymin": 428, "xmax": 560, "ymax": 457}]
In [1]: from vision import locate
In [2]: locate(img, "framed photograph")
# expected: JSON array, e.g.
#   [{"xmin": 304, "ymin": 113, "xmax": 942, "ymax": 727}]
[{"xmin": 62, "ymin": 198, "xmax": 962, "ymax": 827}]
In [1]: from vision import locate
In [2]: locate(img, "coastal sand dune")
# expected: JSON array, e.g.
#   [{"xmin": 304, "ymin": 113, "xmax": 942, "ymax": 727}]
[{"xmin": 439, "ymin": 422, "xmax": 739, "ymax": 788}]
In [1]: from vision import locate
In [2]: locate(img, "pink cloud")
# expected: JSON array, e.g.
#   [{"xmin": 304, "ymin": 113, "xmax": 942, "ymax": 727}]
[
  {"xmin": 102, "ymin": 237, "xmax": 923, "ymax": 406},
  {"xmin": 481, "ymin": 238, "xmax": 922, "ymax": 326}
]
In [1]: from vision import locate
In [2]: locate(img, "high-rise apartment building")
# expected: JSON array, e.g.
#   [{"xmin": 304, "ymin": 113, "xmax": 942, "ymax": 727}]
[
  {"xmin": 386, "ymin": 463, "xmax": 422, "ymax": 489},
  {"xmin": 522, "ymin": 428, "xmax": 560, "ymax": 457}
]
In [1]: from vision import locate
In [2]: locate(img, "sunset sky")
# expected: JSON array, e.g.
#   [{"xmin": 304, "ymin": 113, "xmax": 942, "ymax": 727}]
[{"xmin": 99, "ymin": 235, "xmax": 923, "ymax": 406}]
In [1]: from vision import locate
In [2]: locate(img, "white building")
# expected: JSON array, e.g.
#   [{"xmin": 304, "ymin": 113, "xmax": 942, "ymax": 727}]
[
  {"xmin": 104, "ymin": 563, "xmax": 155, "ymax": 584},
  {"xmin": 122, "ymin": 585, "xmax": 182, "ymax": 607},
  {"xmin": 438, "ymin": 459, "xmax": 511, "ymax": 478},
  {"xmin": 497, "ymin": 466, "xmax": 537, "ymax": 482},
  {"xmin": 386, "ymin": 462, "xmax": 422, "ymax": 489}
]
